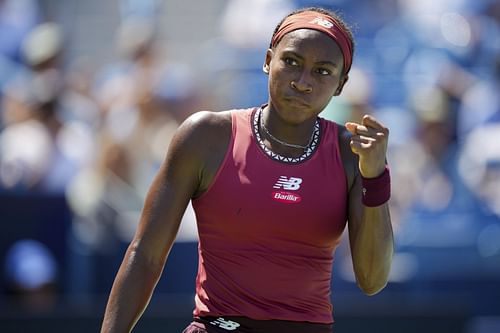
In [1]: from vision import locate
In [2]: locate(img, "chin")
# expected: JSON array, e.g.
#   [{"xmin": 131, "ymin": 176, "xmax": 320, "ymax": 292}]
[{"xmin": 282, "ymin": 110, "xmax": 315, "ymax": 125}]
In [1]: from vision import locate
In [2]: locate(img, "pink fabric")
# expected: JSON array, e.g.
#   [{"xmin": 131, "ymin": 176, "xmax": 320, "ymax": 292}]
[
  {"xmin": 191, "ymin": 107, "xmax": 348, "ymax": 324},
  {"xmin": 271, "ymin": 11, "xmax": 353, "ymax": 74}
]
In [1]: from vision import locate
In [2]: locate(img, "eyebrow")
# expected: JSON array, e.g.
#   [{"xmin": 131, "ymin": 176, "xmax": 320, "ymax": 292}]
[{"xmin": 282, "ymin": 50, "xmax": 339, "ymax": 68}]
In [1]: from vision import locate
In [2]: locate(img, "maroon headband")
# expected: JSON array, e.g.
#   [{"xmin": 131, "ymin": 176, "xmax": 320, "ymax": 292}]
[{"xmin": 271, "ymin": 11, "xmax": 353, "ymax": 75}]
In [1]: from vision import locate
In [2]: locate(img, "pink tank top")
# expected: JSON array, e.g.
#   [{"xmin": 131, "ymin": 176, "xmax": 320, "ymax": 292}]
[{"xmin": 191, "ymin": 107, "xmax": 348, "ymax": 324}]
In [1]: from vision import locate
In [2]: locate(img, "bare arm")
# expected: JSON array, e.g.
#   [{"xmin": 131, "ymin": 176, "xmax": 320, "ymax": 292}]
[
  {"xmin": 100, "ymin": 111, "xmax": 228, "ymax": 332},
  {"xmin": 343, "ymin": 115, "xmax": 394, "ymax": 295}
]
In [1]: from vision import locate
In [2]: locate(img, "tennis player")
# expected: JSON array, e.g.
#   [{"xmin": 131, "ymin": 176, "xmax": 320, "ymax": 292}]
[{"xmin": 101, "ymin": 6, "xmax": 393, "ymax": 333}]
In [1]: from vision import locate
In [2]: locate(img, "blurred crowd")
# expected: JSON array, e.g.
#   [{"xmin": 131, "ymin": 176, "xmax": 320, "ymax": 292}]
[{"xmin": 0, "ymin": 0, "xmax": 499, "ymax": 315}]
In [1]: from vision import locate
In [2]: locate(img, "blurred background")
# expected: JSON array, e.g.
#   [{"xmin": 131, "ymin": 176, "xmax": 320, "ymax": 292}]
[{"xmin": 0, "ymin": 0, "xmax": 499, "ymax": 332}]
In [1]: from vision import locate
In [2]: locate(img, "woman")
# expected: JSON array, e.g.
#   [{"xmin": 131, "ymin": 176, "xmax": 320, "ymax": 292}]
[{"xmin": 101, "ymin": 7, "xmax": 393, "ymax": 333}]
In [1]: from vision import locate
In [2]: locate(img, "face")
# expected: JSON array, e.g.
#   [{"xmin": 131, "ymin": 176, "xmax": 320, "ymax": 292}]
[{"xmin": 265, "ymin": 29, "xmax": 348, "ymax": 124}]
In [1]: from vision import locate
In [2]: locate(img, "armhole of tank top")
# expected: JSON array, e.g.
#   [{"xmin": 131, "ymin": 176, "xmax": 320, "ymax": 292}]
[
  {"xmin": 192, "ymin": 110, "xmax": 236, "ymax": 202},
  {"xmin": 331, "ymin": 121, "xmax": 350, "ymax": 192},
  {"xmin": 331, "ymin": 121, "xmax": 352, "ymax": 224}
]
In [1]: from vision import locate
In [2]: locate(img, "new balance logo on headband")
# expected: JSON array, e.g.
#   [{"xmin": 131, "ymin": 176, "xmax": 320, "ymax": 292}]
[{"xmin": 309, "ymin": 17, "xmax": 334, "ymax": 29}]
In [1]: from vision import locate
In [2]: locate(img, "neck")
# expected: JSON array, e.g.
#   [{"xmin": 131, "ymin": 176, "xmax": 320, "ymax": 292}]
[{"xmin": 259, "ymin": 107, "xmax": 316, "ymax": 151}]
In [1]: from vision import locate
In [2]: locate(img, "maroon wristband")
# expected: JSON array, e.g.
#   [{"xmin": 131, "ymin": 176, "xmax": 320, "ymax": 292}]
[{"xmin": 361, "ymin": 165, "xmax": 391, "ymax": 207}]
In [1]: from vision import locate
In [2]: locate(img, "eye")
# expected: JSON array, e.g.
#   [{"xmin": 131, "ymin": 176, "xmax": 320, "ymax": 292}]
[
  {"xmin": 315, "ymin": 67, "xmax": 332, "ymax": 76},
  {"xmin": 284, "ymin": 57, "xmax": 299, "ymax": 66}
]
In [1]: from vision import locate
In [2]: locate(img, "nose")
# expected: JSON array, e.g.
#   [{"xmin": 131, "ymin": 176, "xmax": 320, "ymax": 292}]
[{"xmin": 290, "ymin": 71, "xmax": 313, "ymax": 94}]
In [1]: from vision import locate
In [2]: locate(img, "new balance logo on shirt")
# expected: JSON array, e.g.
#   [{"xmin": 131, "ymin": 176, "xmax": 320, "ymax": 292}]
[
  {"xmin": 272, "ymin": 176, "xmax": 303, "ymax": 203},
  {"xmin": 273, "ymin": 176, "xmax": 302, "ymax": 190}
]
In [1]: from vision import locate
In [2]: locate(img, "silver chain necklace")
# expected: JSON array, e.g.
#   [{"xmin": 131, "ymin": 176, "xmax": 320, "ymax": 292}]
[{"xmin": 259, "ymin": 110, "xmax": 315, "ymax": 150}]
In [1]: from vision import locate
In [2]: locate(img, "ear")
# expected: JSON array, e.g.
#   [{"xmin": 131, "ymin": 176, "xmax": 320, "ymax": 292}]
[
  {"xmin": 334, "ymin": 75, "xmax": 349, "ymax": 96},
  {"xmin": 263, "ymin": 49, "xmax": 274, "ymax": 74}
]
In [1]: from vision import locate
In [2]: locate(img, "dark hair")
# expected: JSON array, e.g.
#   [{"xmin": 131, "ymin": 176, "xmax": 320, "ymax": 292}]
[{"xmin": 269, "ymin": 7, "xmax": 355, "ymax": 55}]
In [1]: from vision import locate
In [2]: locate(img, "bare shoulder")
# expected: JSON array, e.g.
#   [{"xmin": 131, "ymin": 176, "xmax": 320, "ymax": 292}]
[
  {"xmin": 172, "ymin": 110, "xmax": 233, "ymax": 196},
  {"xmin": 337, "ymin": 123, "xmax": 358, "ymax": 191},
  {"xmin": 184, "ymin": 110, "xmax": 232, "ymax": 129},
  {"xmin": 176, "ymin": 110, "xmax": 232, "ymax": 142},
  {"xmin": 170, "ymin": 110, "xmax": 232, "ymax": 158}
]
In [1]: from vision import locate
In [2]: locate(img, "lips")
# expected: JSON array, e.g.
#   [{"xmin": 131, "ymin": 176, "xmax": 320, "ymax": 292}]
[{"xmin": 285, "ymin": 95, "xmax": 310, "ymax": 107}]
